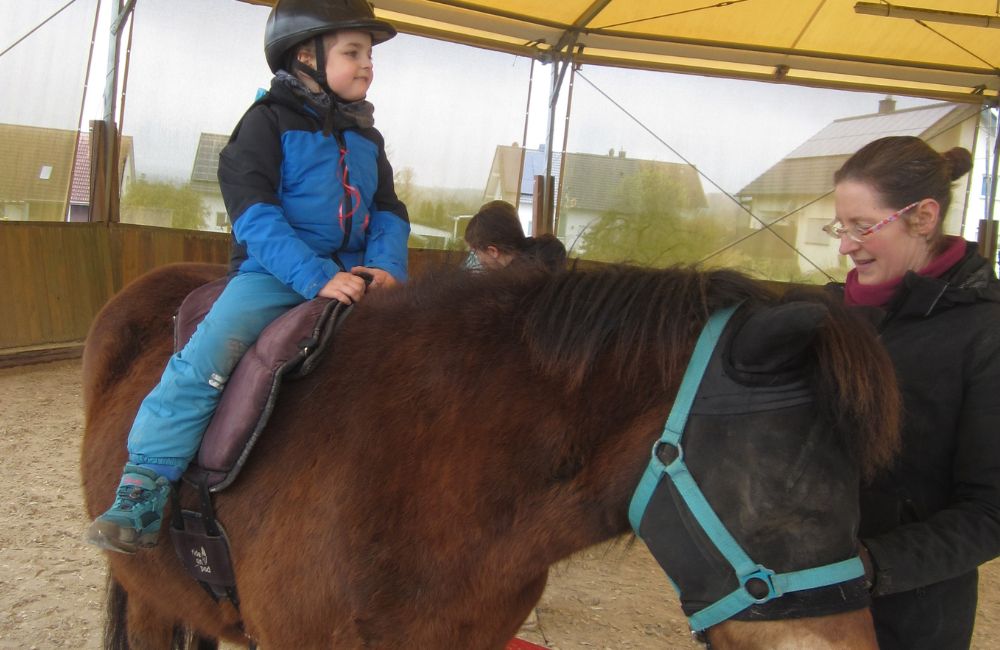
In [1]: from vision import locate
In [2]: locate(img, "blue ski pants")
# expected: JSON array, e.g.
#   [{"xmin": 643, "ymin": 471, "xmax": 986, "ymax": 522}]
[{"xmin": 127, "ymin": 272, "xmax": 307, "ymax": 473}]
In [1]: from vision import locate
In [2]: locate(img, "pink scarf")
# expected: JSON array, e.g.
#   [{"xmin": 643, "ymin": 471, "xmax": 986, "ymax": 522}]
[{"xmin": 844, "ymin": 236, "xmax": 967, "ymax": 307}]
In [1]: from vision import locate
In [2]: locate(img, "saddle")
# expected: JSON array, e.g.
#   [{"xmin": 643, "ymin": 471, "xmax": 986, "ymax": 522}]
[
  {"xmin": 168, "ymin": 275, "xmax": 349, "ymax": 613},
  {"xmin": 172, "ymin": 276, "xmax": 348, "ymax": 491}
]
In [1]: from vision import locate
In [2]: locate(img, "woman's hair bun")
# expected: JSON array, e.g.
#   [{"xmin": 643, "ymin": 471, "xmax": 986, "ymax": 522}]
[{"xmin": 943, "ymin": 147, "xmax": 973, "ymax": 181}]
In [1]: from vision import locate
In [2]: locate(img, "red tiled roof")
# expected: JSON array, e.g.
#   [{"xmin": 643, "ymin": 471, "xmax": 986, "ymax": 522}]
[{"xmin": 70, "ymin": 135, "xmax": 91, "ymax": 204}]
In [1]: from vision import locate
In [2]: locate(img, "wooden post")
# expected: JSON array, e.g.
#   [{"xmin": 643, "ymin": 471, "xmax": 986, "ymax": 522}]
[
  {"xmin": 88, "ymin": 119, "xmax": 118, "ymax": 223},
  {"xmin": 978, "ymin": 218, "xmax": 998, "ymax": 266},
  {"xmin": 532, "ymin": 175, "xmax": 554, "ymax": 236}
]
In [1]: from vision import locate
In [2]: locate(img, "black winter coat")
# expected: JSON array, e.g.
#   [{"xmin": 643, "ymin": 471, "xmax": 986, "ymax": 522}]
[{"xmin": 834, "ymin": 241, "xmax": 1000, "ymax": 650}]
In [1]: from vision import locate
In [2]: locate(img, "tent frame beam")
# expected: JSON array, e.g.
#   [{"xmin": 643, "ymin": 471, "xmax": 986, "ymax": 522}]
[{"xmin": 854, "ymin": 3, "xmax": 1000, "ymax": 29}]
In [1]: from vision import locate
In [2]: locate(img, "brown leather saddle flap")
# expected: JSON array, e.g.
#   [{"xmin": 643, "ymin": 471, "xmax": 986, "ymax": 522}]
[{"xmin": 174, "ymin": 277, "xmax": 346, "ymax": 491}]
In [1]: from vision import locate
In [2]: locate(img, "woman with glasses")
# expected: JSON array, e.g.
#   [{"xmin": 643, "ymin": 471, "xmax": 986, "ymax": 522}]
[{"xmin": 827, "ymin": 135, "xmax": 1000, "ymax": 650}]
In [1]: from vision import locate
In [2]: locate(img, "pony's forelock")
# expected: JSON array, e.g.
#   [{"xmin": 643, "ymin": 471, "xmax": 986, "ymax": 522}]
[{"xmin": 810, "ymin": 297, "xmax": 902, "ymax": 480}]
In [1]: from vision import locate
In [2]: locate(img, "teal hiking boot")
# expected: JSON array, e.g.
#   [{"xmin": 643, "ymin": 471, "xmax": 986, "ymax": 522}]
[{"xmin": 85, "ymin": 464, "xmax": 171, "ymax": 554}]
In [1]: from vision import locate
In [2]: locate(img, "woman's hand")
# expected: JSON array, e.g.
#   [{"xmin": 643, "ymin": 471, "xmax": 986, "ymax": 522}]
[
  {"xmin": 318, "ymin": 272, "xmax": 367, "ymax": 304},
  {"xmin": 351, "ymin": 266, "xmax": 398, "ymax": 290}
]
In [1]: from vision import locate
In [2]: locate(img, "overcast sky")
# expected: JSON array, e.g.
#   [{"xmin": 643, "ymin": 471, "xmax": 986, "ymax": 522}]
[{"xmin": 3, "ymin": 0, "xmax": 939, "ymax": 196}]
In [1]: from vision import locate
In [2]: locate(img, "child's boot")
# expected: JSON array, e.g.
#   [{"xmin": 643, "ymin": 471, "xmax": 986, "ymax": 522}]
[{"xmin": 85, "ymin": 464, "xmax": 171, "ymax": 554}]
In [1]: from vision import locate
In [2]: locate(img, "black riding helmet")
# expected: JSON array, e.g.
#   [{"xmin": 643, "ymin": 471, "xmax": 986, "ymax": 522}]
[{"xmin": 264, "ymin": 0, "xmax": 397, "ymax": 94}]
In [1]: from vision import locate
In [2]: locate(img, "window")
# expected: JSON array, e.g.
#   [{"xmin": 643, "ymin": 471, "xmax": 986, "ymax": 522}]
[{"xmin": 804, "ymin": 218, "xmax": 831, "ymax": 245}]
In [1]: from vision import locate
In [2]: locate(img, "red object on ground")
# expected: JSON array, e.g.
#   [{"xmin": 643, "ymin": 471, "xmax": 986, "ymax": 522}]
[{"xmin": 506, "ymin": 639, "xmax": 550, "ymax": 650}]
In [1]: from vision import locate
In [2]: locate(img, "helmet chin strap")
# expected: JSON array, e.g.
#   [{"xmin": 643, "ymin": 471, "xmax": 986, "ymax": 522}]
[{"xmin": 291, "ymin": 34, "xmax": 347, "ymax": 102}]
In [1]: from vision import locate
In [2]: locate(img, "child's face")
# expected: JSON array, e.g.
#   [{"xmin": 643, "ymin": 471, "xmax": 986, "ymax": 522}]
[{"xmin": 322, "ymin": 30, "xmax": 375, "ymax": 101}]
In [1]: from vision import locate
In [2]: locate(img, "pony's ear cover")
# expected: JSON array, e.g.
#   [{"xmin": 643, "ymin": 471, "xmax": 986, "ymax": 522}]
[{"xmin": 728, "ymin": 302, "xmax": 828, "ymax": 374}]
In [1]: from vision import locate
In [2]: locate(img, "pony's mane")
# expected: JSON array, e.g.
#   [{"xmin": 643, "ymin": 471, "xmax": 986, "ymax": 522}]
[
  {"xmin": 520, "ymin": 266, "xmax": 899, "ymax": 478},
  {"xmin": 520, "ymin": 265, "xmax": 773, "ymax": 391},
  {"xmin": 386, "ymin": 264, "xmax": 772, "ymax": 391},
  {"xmin": 380, "ymin": 264, "xmax": 899, "ymax": 479}
]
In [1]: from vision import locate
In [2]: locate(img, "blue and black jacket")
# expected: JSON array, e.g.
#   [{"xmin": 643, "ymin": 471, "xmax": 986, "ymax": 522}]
[{"xmin": 218, "ymin": 78, "xmax": 409, "ymax": 299}]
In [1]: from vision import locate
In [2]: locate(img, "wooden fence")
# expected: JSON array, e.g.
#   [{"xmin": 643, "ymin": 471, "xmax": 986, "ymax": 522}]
[
  {"xmin": 0, "ymin": 221, "xmax": 460, "ymax": 366},
  {"xmin": 2, "ymin": 220, "xmax": 792, "ymax": 367}
]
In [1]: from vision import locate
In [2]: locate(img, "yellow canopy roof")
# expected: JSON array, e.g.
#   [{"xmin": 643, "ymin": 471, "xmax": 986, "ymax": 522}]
[{"xmin": 242, "ymin": 0, "xmax": 1000, "ymax": 104}]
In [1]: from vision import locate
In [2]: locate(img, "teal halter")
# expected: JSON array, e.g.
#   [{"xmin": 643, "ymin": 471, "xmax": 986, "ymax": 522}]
[{"xmin": 628, "ymin": 305, "xmax": 865, "ymax": 633}]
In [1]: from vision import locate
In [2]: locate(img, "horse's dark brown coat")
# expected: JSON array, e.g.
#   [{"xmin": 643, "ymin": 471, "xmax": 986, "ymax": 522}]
[{"xmin": 80, "ymin": 262, "xmax": 899, "ymax": 649}]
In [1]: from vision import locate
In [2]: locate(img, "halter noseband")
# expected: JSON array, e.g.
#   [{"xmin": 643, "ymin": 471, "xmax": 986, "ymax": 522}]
[{"xmin": 628, "ymin": 305, "xmax": 865, "ymax": 633}]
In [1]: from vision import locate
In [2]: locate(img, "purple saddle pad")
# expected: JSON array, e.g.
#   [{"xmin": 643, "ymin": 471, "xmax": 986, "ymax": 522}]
[{"xmin": 173, "ymin": 277, "xmax": 346, "ymax": 491}]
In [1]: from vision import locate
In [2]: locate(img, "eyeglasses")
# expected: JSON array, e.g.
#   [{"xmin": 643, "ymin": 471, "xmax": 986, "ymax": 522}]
[
  {"xmin": 462, "ymin": 250, "xmax": 483, "ymax": 271},
  {"xmin": 822, "ymin": 201, "xmax": 920, "ymax": 243}
]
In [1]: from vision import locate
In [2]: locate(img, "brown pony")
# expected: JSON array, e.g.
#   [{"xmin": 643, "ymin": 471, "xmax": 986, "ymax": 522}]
[{"xmin": 81, "ymin": 261, "xmax": 900, "ymax": 649}]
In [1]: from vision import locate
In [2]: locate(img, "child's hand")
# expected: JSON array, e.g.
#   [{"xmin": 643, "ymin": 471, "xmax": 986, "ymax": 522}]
[
  {"xmin": 351, "ymin": 266, "xmax": 398, "ymax": 290},
  {"xmin": 318, "ymin": 272, "xmax": 367, "ymax": 304}
]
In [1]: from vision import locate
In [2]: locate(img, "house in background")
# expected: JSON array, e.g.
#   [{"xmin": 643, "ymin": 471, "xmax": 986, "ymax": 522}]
[
  {"xmin": 0, "ymin": 124, "xmax": 133, "ymax": 222},
  {"xmin": 483, "ymin": 144, "xmax": 707, "ymax": 251},
  {"xmin": 737, "ymin": 99, "xmax": 978, "ymax": 274},
  {"xmin": 409, "ymin": 223, "xmax": 452, "ymax": 248},
  {"xmin": 190, "ymin": 132, "xmax": 230, "ymax": 233},
  {"xmin": 69, "ymin": 133, "xmax": 136, "ymax": 222},
  {"xmin": 190, "ymin": 132, "xmax": 458, "ymax": 245}
]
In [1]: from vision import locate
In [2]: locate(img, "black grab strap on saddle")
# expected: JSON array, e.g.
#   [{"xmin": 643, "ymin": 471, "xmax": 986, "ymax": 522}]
[
  {"xmin": 168, "ymin": 477, "xmax": 259, "ymax": 648},
  {"xmin": 169, "ymin": 478, "xmax": 239, "ymax": 606}
]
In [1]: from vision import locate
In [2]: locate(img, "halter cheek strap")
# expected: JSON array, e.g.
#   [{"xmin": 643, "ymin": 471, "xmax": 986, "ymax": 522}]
[{"xmin": 628, "ymin": 305, "xmax": 865, "ymax": 633}]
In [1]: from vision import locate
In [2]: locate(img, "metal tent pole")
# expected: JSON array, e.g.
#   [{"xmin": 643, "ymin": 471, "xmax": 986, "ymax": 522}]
[
  {"xmin": 537, "ymin": 47, "xmax": 577, "ymax": 237},
  {"xmin": 554, "ymin": 57, "xmax": 579, "ymax": 238},
  {"xmin": 536, "ymin": 0, "xmax": 611, "ymax": 236},
  {"xmin": 986, "ymin": 107, "xmax": 1000, "ymax": 270},
  {"xmin": 93, "ymin": 0, "xmax": 135, "ymax": 223},
  {"xmin": 66, "ymin": 0, "xmax": 103, "ymax": 222},
  {"xmin": 513, "ymin": 58, "xmax": 535, "ymax": 209}
]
